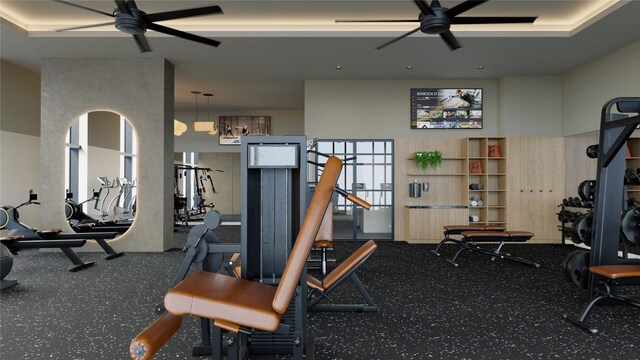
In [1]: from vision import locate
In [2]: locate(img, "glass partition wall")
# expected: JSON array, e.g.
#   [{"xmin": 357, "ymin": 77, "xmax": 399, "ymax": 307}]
[{"xmin": 311, "ymin": 140, "xmax": 394, "ymax": 240}]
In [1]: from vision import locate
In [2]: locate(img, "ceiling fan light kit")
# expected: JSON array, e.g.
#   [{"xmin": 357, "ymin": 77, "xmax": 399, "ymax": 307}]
[{"xmin": 52, "ymin": 0, "xmax": 223, "ymax": 53}]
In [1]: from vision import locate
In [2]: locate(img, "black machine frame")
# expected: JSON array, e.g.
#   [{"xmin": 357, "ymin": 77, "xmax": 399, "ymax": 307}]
[{"xmin": 589, "ymin": 98, "xmax": 640, "ymax": 294}]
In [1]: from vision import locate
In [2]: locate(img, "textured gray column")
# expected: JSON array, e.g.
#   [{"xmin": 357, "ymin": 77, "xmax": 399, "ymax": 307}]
[{"xmin": 41, "ymin": 58, "xmax": 174, "ymax": 251}]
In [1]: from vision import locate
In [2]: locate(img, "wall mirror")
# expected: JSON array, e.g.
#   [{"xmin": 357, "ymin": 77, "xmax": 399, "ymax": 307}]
[{"xmin": 64, "ymin": 111, "xmax": 137, "ymax": 234}]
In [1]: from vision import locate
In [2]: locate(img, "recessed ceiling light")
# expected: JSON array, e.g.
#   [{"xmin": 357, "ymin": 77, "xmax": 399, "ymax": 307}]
[
  {"xmin": 477, "ymin": 65, "xmax": 485, "ymax": 70},
  {"xmin": 405, "ymin": 66, "xmax": 414, "ymax": 70},
  {"xmin": 335, "ymin": 65, "xmax": 343, "ymax": 70}
]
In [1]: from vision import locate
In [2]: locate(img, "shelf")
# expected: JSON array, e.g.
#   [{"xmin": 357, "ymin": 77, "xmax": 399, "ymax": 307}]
[
  {"xmin": 488, "ymin": 190, "xmax": 506, "ymax": 192},
  {"xmin": 487, "ymin": 173, "xmax": 506, "ymax": 176},
  {"xmin": 487, "ymin": 221, "xmax": 507, "ymax": 224},
  {"xmin": 487, "ymin": 157, "xmax": 506, "ymax": 160},
  {"xmin": 626, "ymin": 157, "xmax": 640, "ymax": 160},
  {"xmin": 407, "ymin": 173, "xmax": 466, "ymax": 176},
  {"xmin": 468, "ymin": 206, "xmax": 486, "ymax": 209},
  {"xmin": 487, "ymin": 206, "xmax": 506, "ymax": 209},
  {"xmin": 406, "ymin": 157, "xmax": 466, "ymax": 160},
  {"xmin": 469, "ymin": 157, "xmax": 487, "ymax": 160}
]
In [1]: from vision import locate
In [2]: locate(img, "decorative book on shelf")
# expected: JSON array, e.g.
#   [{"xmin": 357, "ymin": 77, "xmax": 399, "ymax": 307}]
[
  {"xmin": 469, "ymin": 160, "xmax": 484, "ymax": 174},
  {"xmin": 488, "ymin": 144, "xmax": 501, "ymax": 158}
]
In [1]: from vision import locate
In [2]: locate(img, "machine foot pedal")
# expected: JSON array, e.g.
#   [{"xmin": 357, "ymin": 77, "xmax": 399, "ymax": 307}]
[{"xmin": 430, "ymin": 250, "xmax": 441, "ymax": 256}]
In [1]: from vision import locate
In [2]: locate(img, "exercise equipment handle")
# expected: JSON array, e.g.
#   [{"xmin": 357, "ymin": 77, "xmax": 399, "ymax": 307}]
[
  {"xmin": 334, "ymin": 187, "xmax": 372, "ymax": 210},
  {"xmin": 347, "ymin": 193, "xmax": 372, "ymax": 210},
  {"xmin": 129, "ymin": 312, "xmax": 182, "ymax": 360}
]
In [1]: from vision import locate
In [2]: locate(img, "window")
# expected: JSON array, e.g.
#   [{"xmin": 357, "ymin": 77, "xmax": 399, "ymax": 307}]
[
  {"xmin": 311, "ymin": 140, "xmax": 394, "ymax": 240},
  {"xmin": 65, "ymin": 118, "xmax": 81, "ymax": 202}
]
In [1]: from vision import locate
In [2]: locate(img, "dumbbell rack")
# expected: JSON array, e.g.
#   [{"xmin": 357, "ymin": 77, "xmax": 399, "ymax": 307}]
[{"xmin": 557, "ymin": 202, "xmax": 592, "ymax": 245}]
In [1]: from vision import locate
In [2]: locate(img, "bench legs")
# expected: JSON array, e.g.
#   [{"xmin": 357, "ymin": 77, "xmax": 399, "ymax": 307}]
[
  {"xmin": 443, "ymin": 241, "xmax": 540, "ymax": 268},
  {"xmin": 431, "ymin": 233, "xmax": 462, "ymax": 257},
  {"xmin": 308, "ymin": 273, "xmax": 377, "ymax": 312},
  {"xmin": 563, "ymin": 282, "xmax": 640, "ymax": 335}
]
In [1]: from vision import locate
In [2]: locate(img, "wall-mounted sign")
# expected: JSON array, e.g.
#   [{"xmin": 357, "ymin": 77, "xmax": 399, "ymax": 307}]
[{"xmin": 410, "ymin": 88, "xmax": 483, "ymax": 129}]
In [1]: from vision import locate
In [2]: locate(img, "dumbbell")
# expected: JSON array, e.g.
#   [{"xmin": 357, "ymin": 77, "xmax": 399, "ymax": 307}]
[
  {"xmin": 581, "ymin": 200, "xmax": 593, "ymax": 208},
  {"xmin": 562, "ymin": 227, "xmax": 573, "ymax": 239},
  {"xmin": 621, "ymin": 206, "xmax": 640, "ymax": 247},
  {"xmin": 469, "ymin": 183, "xmax": 484, "ymax": 190},
  {"xmin": 568, "ymin": 197, "xmax": 581, "ymax": 207},
  {"xmin": 562, "ymin": 198, "xmax": 570, "ymax": 207},
  {"xmin": 625, "ymin": 168, "xmax": 640, "ymax": 185},
  {"xmin": 469, "ymin": 215, "xmax": 480, "ymax": 223},
  {"xmin": 578, "ymin": 180, "xmax": 596, "ymax": 202},
  {"xmin": 586, "ymin": 144, "xmax": 599, "ymax": 159}
]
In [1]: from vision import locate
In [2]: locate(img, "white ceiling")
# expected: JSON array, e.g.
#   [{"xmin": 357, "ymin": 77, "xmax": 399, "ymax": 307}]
[{"xmin": 1, "ymin": 0, "xmax": 639, "ymax": 110}]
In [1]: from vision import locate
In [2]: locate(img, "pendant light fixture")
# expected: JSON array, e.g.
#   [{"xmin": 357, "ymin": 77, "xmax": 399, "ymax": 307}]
[
  {"xmin": 193, "ymin": 91, "xmax": 217, "ymax": 135},
  {"xmin": 174, "ymin": 119, "xmax": 187, "ymax": 136}
]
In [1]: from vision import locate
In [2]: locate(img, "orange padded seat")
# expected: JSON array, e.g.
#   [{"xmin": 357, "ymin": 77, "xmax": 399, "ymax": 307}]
[
  {"xmin": 165, "ymin": 271, "xmax": 281, "ymax": 332},
  {"xmin": 589, "ymin": 265, "xmax": 640, "ymax": 279},
  {"xmin": 307, "ymin": 240, "xmax": 377, "ymax": 292}
]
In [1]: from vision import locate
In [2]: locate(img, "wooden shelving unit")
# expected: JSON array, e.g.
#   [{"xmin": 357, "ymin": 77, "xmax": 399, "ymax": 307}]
[{"xmin": 467, "ymin": 137, "xmax": 507, "ymax": 225}]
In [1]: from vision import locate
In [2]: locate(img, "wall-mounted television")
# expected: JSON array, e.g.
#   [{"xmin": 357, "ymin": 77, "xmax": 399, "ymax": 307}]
[{"xmin": 410, "ymin": 88, "xmax": 483, "ymax": 129}]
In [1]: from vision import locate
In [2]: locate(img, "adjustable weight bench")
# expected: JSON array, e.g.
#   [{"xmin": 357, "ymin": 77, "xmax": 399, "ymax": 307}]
[
  {"xmin": 431, "ymin": 225, "xmax": 506, "ymax": 256},
  {"xmin": 130, "ymin": 156, "xmax": 343, "ymax": 360},
  {"xmin": 444, "ymin": 231, "xmax": 540, "ymax": 268},
  {"xmin": 226, "ymin": 240, "xmax": 378, "ymax": 313},
  {"xmin": 563, "ymin": 265, "xmax": 640, "ymax": 334},
  {"xmin": 307, "ymin": 239, "xmax": 377, "ymax": 312}
]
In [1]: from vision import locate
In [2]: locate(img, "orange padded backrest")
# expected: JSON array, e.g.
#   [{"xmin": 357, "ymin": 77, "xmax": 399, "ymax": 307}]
[
  {"xmin": 315, "ymin": 201, "xmax": 333, "ymax": 242},
  {"xmin": 272, "ymin": 156, "xmax": 342, "ymax": 314}
]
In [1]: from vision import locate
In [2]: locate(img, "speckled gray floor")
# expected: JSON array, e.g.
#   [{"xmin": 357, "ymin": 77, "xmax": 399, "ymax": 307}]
[{"xmin": 1, "ymin": 227, "xmax": 638, "ymax": 359}]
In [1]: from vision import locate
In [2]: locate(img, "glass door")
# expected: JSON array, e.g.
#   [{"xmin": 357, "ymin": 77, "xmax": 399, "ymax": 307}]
[{"xmin": 313, "ymin": 140, "xmax": 394, "ymax": 240}]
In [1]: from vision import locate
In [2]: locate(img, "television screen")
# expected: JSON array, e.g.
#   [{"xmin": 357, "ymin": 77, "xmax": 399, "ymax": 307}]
[{"xmin": 411, "ymin": 88, "xmax": 483, "ymax": 129}]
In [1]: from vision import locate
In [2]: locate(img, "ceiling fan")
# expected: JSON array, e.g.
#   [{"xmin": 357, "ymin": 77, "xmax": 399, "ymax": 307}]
[
  {"xmin": 336, "ymin": 0, "xmax": 537, "ymax": 51},
  {"xmin": 52, "ymin": 0, "xmax": 223, "ymax": 53}
]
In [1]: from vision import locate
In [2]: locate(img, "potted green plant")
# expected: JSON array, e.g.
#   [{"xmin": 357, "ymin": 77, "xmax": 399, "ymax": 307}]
[{"xmin": 412, "ymin": 151, "xmax": 443, "ymax": 170}]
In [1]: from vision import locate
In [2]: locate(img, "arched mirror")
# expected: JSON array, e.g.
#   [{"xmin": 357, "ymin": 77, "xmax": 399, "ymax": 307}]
[{"xmin": 64, "ymin": 111, "xmax": 137, "ymax": 235}]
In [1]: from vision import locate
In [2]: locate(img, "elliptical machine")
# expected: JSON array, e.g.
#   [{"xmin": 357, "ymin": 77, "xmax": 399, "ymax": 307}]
[{"xmin": 65, "ymin": 190, "xmax": 130, "ymax": 233}]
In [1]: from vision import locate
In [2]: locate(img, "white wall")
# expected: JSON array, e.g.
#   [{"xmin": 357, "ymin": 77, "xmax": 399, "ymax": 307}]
[
  {"xmin": 562, "ymin": 40, "xmax": 640, "ymax": 136},
  {"xmin": 498, "ymin": 76, "xmax": 563, "ymax": 136},
  {"xmin": 305, "ymin": 79, "xmax": 499, "ymax": 139},
  {"xmin": 0, "ymin": 60, "xmax": 41, "ymax": 229},
  {"xmin": 174, "ymin": 109, "xmax": 304, "ymax": 153},
  {"xmin": 0, "ymin": 131, "xmax": 41, "ymax": 232}
]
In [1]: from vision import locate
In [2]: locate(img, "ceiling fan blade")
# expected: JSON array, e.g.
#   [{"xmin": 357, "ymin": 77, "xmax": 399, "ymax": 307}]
[
  {"xmin": 114, "ymin": 0, "xmax": 131, "ymax": 15},
  {"xmin": 147, "ymin": 23, "xmax": 221, "ymax": 48},
  {"xmin": 55, "ymin": 21, "xmax": 116, "ymax": 32},
  {"xmin": 439, "ymin": 30, "xmax": 461, "ymax": 51},
  {"xmin": 445, "ymin": 0, "xmax": 488, "ymax": 18},
  {"xmin": 336, "ymin": 19, "xmax": 419, "ymax": 23},
  {"xmin": 375, "ymin": 27, "xmax": 421, "ymax": 50},
  {"xmin": 413, "ymin": 0, "xmax": 435, "ymax": 16},
  {"xmin": 451, "ymin": 16, "xmax": 537, "ymax": 24},
  {"xmin": 52, "ymin": 0, "xmax": 114, "ymax": 17},
  {"xmin": 145, "ymin": 6, "xmax": 223, "ymax": 23},
  {"xmin": 132, "ymin": 33, "xmax": 151, "ymax": 53}
]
